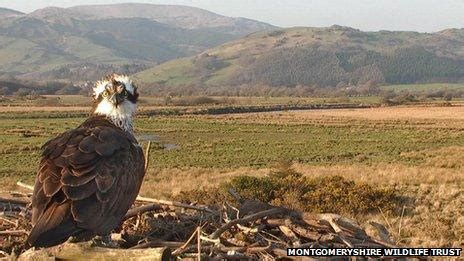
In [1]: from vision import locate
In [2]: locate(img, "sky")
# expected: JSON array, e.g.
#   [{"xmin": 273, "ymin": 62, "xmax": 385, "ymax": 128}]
[{"xmin": 1, "ymin": 0, "xmax": 463, "ymax": 32}]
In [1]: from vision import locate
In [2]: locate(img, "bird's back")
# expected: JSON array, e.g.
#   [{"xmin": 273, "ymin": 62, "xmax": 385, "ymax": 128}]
[{"xmin": 27, "ymin": 116, "xmax": 145, "ymax": 247}]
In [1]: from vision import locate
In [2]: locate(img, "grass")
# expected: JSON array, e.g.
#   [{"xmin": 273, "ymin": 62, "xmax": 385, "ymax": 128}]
[
  {"xmin": 0, "ymin": 105, "xmax": 462, "ymax": 247},
  {"xmin": 138, "ymin": 115, "xmax": 463, "ymax": 169},
  {"xmin": 0, "ymin": 95, "xmax": 380, "ymax": 108},
  {"xmin": 382, "ymin": 83, "xmax": 464, "ymax": 92}
]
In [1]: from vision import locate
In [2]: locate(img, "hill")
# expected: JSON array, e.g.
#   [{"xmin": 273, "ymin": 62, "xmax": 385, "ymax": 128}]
[
  {"xmin": 135, "ymin": 26, "xmax": 464, "ymax": 89},
  {"xmin": 0, "ymin": 7, "xmax": 23, "ymax": 18},
  {"xmin": 67, "ymin": 4, "xmax": 274, "ymax": 35},
  {"xmin": 0, "ymin": 4, "xmax": 275, "ymax": 81}
]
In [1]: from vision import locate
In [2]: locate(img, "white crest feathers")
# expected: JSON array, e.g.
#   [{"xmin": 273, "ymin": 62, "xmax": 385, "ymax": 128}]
[{"xmin": 93, "ymin": 74, "xmax": 135, "ymax": 98}]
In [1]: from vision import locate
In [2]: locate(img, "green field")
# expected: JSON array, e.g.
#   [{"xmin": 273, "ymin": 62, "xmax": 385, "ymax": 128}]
[
  {"xmin": 382, "ymin": 83, "xmax": 464, "ymax": 92},
  {"xmin": 2, "ymin": 110, "xmax": 463, "ymax": 178},
  {"xmin": 1, "ymin": 105, "xmax": 463, "ymax": 247}
]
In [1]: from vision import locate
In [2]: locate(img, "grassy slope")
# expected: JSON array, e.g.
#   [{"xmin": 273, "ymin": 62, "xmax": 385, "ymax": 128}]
[
  {"xmin": 135, "ymin": 27, "xmax": 464, "ymax": 88},
  {"xmin": 0, "ymin": 35, "xmax": 131, "ymax": 73},
  {"xmin": 0, "ymin": 12, "xmax": 247, "ymax": 78}
]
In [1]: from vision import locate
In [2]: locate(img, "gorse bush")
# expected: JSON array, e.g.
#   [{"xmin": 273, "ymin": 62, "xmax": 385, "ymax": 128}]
[{"xmin": 177, "ymin": 164, "xmax": 400, "ymax": 216}]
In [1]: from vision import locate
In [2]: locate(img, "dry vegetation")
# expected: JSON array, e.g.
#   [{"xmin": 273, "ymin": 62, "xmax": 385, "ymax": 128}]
[{"xmin": 0, "ymin": 103, "xmax": 463, "ymax": 254}]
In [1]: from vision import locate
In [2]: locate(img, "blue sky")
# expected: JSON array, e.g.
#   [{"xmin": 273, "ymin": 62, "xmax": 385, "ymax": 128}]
[{"xmin": 1, "ymin": 0, "xmax": 463, "ymax": 32}]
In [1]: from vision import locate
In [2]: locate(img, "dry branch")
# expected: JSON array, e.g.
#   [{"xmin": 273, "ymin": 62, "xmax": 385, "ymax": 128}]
[
  {"xmin": 124, "ymin": 203, "xmax": 162, "ymax": 220},
  {"xmin": 0, "ymin": 197, "xmax": 28, "ymax": 206},
  {"xmin": 209, "ymin": 208, "xmax": 284, "ymax": 239},
  {"xmin": 136, "ymin": 196, "xmax": 216, "ymax": 214},
  {"xmin": 18, "ymin": 242, "xmax": 171, "ymax": 261},
  {"xmin": 172, "ymin": 226, "xmax": 201, "ymax": 255},
  {"xmin": 0, "ymin": 230, "xmax": 28, "ymax": 236},
  {"xmin": 15, "ymin": 181, "xmax": 33, "ymax": 191},
  {"xmin": 131, "ymin": 240, "xmax": 184, "ymax": 249}
]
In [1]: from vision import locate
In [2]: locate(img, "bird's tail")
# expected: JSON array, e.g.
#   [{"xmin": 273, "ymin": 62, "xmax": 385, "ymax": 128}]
[{"xmin": 26, "ymin": 201, "xmax": 80, "ymax": 248}]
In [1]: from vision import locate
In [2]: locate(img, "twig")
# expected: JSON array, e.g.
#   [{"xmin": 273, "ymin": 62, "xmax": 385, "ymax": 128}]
[
  {"xmin": 136, "ymin": 196, "xmax": 216, "ymax": 214},
  {"xmin": 398, "ymin": 205, "xmax": 406, "ymax": 243},
  {"xmin": 6, "ymin": 191, "xmax": 32, "ymax": 197},
  {"xmin": 378, "ymin": 207, "xmax": 393, "ymax": 233},
  {"xmin": 319, "ymin": 214, "xmax": 342, "ymax": 233},
  {"xmin": 337, "ymin": 235, "xmax": 354, "ymax": 248},
  {"xmin": 0, "ymin": 197, "xmax": 28, "ymax": 205},
  {"xmin": 172, "ymin": 227, "xmax": 201, "ymax": 256},
  {"xmin": 197, "ymin": 227, "xmax": 201, "ymax": 261},
  {"xmin": 227, "ymin": 188, "xmax": 243, "ymax": 203},
  {"xmin": 16, "ymin": 181, "xmax": 33, "ymax": 191},
  {"xmin": 0, "ymin": 230, "xmax": 28, "ymax": 236},
  {"xmin": 319, "ymin": 214, "xmax": 353, "ymax": 248},
  {"xmin": 279, "ymin": 225, "xmax": 301, "ymax": 246},
  {"xmin": 124, "ymin": 203, "xmax": 162, "ymax": 220},
  {"xmin": 286, "ymin": 223, "xmax": 322, "ymax": 241},
  {"xmin": 131, "ymin": 240, "xmax": 184, "ymax": 249},
  {"xmin": 0, "ymin": 216, "xmax": 17, "ymax": 225},
  {"xmin": 237, "ymin": 224, "xmax": 261, "ymax": 234},
  {"xmin": 144, "ymin": 141, "xmax": 151, "ymax": 172},
  {"xmin": 369, "ymin": 237, "xmax": 397, "ymax": 248},
  {"xmin": 209, "ymin": 208, "xmax": 283, "ymax": 239},
  {"xmin": 368, "ymin": 221, "xmax": 392, "ymax": 245},
  {"xmin": 199, "ymin": 235, "xmax": 220, "ymax": 244}
]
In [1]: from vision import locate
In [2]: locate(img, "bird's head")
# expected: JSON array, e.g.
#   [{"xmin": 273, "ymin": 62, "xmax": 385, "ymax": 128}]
[{"xmin": 92, "ymin": 74, "xmax": 139, "ymax": 119}]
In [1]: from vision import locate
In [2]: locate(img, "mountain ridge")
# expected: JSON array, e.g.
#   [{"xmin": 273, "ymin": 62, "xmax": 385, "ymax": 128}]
[
  {"xmin": 0, "ymin": 3, "xmax": 276, "ymax": 81},
  {"xmin": 0, "ymin": 7, "xmax": 23, "ymax": 18},
  {"xmin": 30, "ymin": 4, "xmax": 276, "ymax": 35},
  {"xmin": 134, "ymin": 26, "xmax": 464, "ymax": 89}
]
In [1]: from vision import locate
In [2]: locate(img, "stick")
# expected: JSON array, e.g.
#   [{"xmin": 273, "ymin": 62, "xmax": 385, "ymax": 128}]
[
  {"xmin": 6, "ymin": 191, "xmax": 32, "ymax": 197},
  {"xmin": 144, "ymin": 141, "xmax": 151, "ymax": 172},
  {"xmin": 197, "ymin": 227, "xmax": 201, "ymax": 261},
  {"xmin": 227, "ymin": 188, "xmax": 243, "ymax": 203},
  {"xmin": 131, "ymin": 240, "xmax": 184, "ymax": 249},
  {"xmin": 398, "ymin": 205, "xmax": 405, "ymax": 241},
  {"xmin": 172, "ymin": 227, "xmax": 200, "ymax": 256},
  {"xmin": 0, "ymin": 197, "xmax": 29, "ymax": 205},
  {"xmin": 124, "ymin": 203, "xmax": 163, "ymax": 220},
  {"xmin": 16, "ymin": 181, "xmax": 34, "ymax": 191},
  {"xmin": 19, "ymin": 241, "xmax": 171, "ymax": 260},
  {"xmin": 0, "ymin": 216, "xmax": 17, "ymax": 226},
  {"xmin": 0, "ymin": 230, "xmax": 28, "ymax": 236},
  {"xmin": 209, "ymin": 208, "xmax": 283, "ymax": 239},
  {"xmin": 136, "ymin": 196, "xmax": 216, "ymax": 214},
  {"xmin": 279, "ymin": 225, "xmax": 300, "ymax": 246},
  {"xmin": 319, "ymin": 214, "xmax": 354, "ymax": 248}
]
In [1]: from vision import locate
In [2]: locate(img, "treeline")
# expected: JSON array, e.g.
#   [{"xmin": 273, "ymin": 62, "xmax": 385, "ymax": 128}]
[
  {"xmin": 142, "ymin": 81, "xmax": 382, "ymax": 97},
  {"xmin": 381, "ymin": 88, "xmax": 464, "ymax": 105},
  {"xmin": 231, "ymin": 46, "xmax": 464, "ymax": 87},
  {"xmin": 35, "ymin": 63, "xmax": 149, "ymax": 82},
  {"xmin": 141, "ymin": 79, "xmax": 464, "ymax": 105},
  {"xmin": 0, "ymin": 79, "xmax": 84, "ymax": 96}
]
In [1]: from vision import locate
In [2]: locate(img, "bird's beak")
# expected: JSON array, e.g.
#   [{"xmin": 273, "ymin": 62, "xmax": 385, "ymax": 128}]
[{"xmin": 109, "ymin": 94, "xmax": 124, "ymax": 107}]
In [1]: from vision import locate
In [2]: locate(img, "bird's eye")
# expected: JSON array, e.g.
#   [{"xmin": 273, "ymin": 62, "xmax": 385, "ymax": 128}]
[
  {"xmin": 102, "ymin": 90, "xmax": 109, "ymax": 97},
  {"xmin": 123, "ymin": 90, "xmax": 128, "ymax": 97}
]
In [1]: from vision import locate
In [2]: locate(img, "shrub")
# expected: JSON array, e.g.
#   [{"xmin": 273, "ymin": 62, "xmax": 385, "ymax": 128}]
[{"xmin": 177, "ymin": 164, "xmax": 400, "ymax": 217}]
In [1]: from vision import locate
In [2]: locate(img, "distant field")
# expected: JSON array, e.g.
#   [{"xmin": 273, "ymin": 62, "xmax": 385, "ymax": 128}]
[
  {"xmin": 0, "ymin": 95, "xmax": 381, "ymax": 109},
  {"xmin": 382, "ymin": 83, "xmax": 464, "ymax": 92},
  {"xmin": 0, "ymin": 105, "xmax": 462, "ymax": 247}
]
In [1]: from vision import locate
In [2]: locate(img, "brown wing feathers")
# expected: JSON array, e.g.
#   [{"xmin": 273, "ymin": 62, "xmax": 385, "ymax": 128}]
[{"xmin": 27, "ymin": 117, "xmax": 145, "ymax": 248}]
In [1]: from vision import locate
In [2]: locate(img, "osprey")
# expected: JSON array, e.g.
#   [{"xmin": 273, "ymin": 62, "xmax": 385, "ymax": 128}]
[{"xmin": 26, "ymin": 74, "xmax": 145, "ymax": 248}]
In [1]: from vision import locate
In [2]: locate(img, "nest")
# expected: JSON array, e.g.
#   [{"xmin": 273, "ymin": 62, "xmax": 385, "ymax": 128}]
[{"xmin": 1, "ymin": 187, "xmax": 394, "ymax": 260}]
